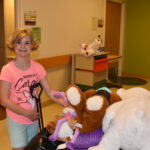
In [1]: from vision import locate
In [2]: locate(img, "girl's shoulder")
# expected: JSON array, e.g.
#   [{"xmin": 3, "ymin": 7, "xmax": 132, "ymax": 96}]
[
  {"xmin": 0, "ymin": 61, "xmax": 16, "ymax": 80},
  {"xmin": 30, "ymin": 59, "xmax": 45, "ymax": 71},
  {"xmin": 2, "ymin": 60, "xmax": 15, "ymax": 70},
  {"xmin": 30, "ymin": 60, "xmax": 46, "ymax": 77},
  {"xmin": 31, "ymin": 59, "xmax": 43, "ymax": 68}
]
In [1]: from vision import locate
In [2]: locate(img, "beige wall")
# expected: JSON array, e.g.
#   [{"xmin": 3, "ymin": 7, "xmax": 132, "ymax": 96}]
[
  {"xmin": 4, "ymin": 0, "xmax": 127, "ymax": 102},
  {"xmin": 10, "ymin": 0, "xmax": 107, "ymax": 102},
  {"xmin": 41, "ymin": 64, "xmax": 71, "ymax": 101},
  {"xmin": 5, "ymin": 0, "xmax": 108, "ymax": 102},
  {"xmin": 14, "ymin": 0, "xmax": 106, "ymax": 58}
]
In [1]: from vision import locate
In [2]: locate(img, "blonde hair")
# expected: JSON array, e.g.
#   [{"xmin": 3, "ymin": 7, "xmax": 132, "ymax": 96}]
[{"xmin": 7, "ymin": 28, "xmax": 39, "ymax": 51}]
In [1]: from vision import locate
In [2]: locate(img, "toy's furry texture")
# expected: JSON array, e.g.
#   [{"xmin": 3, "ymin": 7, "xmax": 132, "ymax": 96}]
[
  {"xmin": 80, "ymin": 35, "xmax": 102, "ymax": 57},
  {"xmin": 67, "ymin": 128, "xmax": 104, "ymax": 150},
  {"xmin": 46, "ymin": 86, "xmax": 121, "ymax": 150},
  {"xmin": 89, "ymin": 87, "xmax": 150, "ymax": 150},
  {"xmin": 62, "ymin": 85, "xmax": 121, "ymax": 150},
  {"xmin": 64, "ymin": 84, "xmax": 109, "ymax": 150},
  {"xmin": 66, "ymin": 84, "xmax": 109, "ymax": 133}
]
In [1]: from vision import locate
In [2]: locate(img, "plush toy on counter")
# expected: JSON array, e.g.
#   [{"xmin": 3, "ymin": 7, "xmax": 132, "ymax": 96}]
[
  {"xmin": 80, "ymin": 35, "xmax": 102, "ymax": 57},
  {"xmin": 89, "ymin": 87, "xmax": 150, "ymax": 150}
]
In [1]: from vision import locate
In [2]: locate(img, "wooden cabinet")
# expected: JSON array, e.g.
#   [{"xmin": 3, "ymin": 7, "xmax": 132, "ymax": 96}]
[{"xmin": 71, "ymin": 52, "xmax": 109, "ymax": 87}]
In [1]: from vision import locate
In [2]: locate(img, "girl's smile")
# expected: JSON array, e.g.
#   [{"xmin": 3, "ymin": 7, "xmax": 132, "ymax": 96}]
[{"xmin": 14, "ymin": 36, "xmax": 32, "ymax": 57}]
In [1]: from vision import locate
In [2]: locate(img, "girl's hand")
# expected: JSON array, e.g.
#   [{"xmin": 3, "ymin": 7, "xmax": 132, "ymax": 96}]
[
  {"xmin": 25, "ymin": 109, "xmax": 40, "ymax": 121},
  {"xmin": 56, "ymin": 97, "xmax": 68, "ymax": 107},
  {"xmin": 53, "ymin": 91, "xmax": 68, "ymax": 107}
]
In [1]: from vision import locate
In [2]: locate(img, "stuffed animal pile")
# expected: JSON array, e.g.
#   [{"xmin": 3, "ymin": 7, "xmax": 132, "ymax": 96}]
[
  {"xmin": 80, "ymin": 35, "xmax": 102, "ymax": 57},
  {"xmin": 65, "ymin": 85, "xmax": 121, "ymax": 150},
  {"xmin": 47, "ymin": 85, "xmax": 121, "ymax": 150},
  {"xmin": 89, "ymin": 87, "xmax": 150, "ymax": 150}
]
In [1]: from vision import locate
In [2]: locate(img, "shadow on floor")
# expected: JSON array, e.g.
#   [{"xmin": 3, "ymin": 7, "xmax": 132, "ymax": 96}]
[{"xmin": 109, "ymin": 76, "xmax": 147, "ymax": 86}]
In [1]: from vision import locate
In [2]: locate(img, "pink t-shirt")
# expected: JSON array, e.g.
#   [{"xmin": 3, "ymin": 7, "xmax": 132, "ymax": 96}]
[{"xmin": 0, "ymin": 60, "xmax": 46, "ymax": 124}]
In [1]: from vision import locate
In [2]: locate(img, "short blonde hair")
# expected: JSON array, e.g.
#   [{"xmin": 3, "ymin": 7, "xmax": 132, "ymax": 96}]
[{"xmin": 7, "ymin": 28, "xmax": 39, "ymax": 51}]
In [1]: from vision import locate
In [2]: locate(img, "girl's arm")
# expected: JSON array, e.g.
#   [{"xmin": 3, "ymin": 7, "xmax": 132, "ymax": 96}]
[
  {"xmin": 0, "ymin": 80, "xmax": 39, "ymax": 121},
  {"xmin": 40, "ymin": 77, "xmax": 68, "ymax": 107}
]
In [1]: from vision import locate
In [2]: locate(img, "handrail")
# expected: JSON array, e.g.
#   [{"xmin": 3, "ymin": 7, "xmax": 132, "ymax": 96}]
[{"xmin": 35, "ymin": 54, "xmax": 72, "ymax": 69}]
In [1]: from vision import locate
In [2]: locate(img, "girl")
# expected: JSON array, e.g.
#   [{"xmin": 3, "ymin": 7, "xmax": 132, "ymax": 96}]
[{"xmin": 0, "ymin": 28, "xmax": 67, "ymax": 150}]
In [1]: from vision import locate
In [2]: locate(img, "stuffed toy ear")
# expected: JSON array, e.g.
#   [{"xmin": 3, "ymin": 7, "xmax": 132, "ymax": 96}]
[
  {"xmin": 81, "ymin": 95, "xmax": 109, "ymax": 133},
  {"xmin": 84, "ymin": 89, "xmax": 97, "ymax": 99},
  {"xmin": 66, "ymin": 84, "xmax": 86, "ymax": 109},
  {"xmin": 109, "ymin": 93, "xmax": 122, "ymax": 105},
  {"xmin": 80, "ymin": 43, "xmax": 87, "ymax": 50},
  {"xmin": 66, "ymin": 84, "xmax": 86, "ymax": 124}
]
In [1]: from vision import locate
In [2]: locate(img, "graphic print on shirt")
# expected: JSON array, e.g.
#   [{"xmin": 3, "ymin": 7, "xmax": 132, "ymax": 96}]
[{"xmin": 15, "ymin": 73, "xmax": 38, "ymax": 109}]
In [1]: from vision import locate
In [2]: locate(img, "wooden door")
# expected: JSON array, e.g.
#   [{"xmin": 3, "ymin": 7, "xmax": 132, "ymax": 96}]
[
  {"xmin": 0, "ymin": 0, "xmax": 6, "ymax": 70},
  {"xmin": 105, "ymin": 1, "xmax": 121, "ymax": 55},
  {"xmin": 0, "ymin": 0, "xmax": 6, "ymax": 120}
]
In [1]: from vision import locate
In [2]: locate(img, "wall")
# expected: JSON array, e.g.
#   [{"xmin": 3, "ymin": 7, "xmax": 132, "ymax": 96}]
[
  {"xmin": 123, "ymin": 0, "xmax": 150, "ymax": 77},
  {"xmin": 13, "ymin": 0, "xmax": 106, "ymax": 102},
  {"xmin": 14, "ymin": 0, "xmax": 106, "ymax": 58}
]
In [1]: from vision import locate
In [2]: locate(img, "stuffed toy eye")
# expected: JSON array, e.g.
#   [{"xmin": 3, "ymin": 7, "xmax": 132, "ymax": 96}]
[
  {"xmin": 66, "ymin": 87, "xmax": 81, "ymax": 105},
  {"xmin": 86, "ymin": 95, "xmax": 104, "ymax": 111}
]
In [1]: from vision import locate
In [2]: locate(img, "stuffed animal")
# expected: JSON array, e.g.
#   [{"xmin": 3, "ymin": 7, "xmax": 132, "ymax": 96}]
[
  {"xmin": 64, "ymin": 84, "xmax": 121, "ymax": 150},
  {"xmin": 89, "ymin": 87, "xmax": 150, "ymax": 150},
  {"xmin": 80, "ymin": 35, "xmax": 102, "ymax": 57},
  {"xmin": 48, "ymin": 91, "xmax": 76, "ymax": 142},
  {"xmin": 47, "ymin": 85, "xmax": 121, "ymax": 150}
]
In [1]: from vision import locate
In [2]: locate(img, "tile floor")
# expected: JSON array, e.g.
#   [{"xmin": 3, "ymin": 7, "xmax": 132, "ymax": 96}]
[{"xmin": 0, "ymin": 78, "xmax": 150, "ymax": 150}]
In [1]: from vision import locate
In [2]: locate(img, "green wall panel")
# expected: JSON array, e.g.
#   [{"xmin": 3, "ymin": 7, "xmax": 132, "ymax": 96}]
[{"xmin": 123, "ymin": 0, "xmax": 150, "ymax": 76}]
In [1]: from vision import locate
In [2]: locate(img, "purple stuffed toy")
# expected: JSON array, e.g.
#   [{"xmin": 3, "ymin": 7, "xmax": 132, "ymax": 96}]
[
  {"xmin": 48, "ymin": 91, "xmax": 76, "ymax": 141},
  {"xmin": 66, "ymin": 128, "xmax": 104, "ymax": 150}
]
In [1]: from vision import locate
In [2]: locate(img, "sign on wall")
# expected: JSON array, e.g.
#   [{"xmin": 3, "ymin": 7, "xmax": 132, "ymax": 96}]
[
  {"xmin": 31, "ymin": 27, "xmax": 41, "ymax": 44},
  {"xmin": 24, "ymin": 11, "xmax": 36, "ymax": 26}
]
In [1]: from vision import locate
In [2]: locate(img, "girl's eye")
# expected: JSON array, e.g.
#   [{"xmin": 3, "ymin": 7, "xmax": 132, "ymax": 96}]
[
  {"xmin": 16, "ymin": 41, "xmax": 21, "ymax": 44},
  {"xmin": 25, "ymin": 41, "xmax": 31, "ymax": 45},
  {"xmin": 15, "ymin": 41, "xmax": 31, "ymax": 45}
]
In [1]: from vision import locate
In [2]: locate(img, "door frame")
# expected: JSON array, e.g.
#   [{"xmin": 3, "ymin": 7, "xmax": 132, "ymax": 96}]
[
  {"xmin": 119, "ymin": 1, "xmax": 126, "ymax": 76},
  {"xmin": 104, "ymin": 0, "xmax": 126, "ymax": 76}
]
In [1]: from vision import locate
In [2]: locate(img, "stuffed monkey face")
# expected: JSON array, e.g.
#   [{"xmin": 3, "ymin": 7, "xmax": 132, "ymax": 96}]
[{"xmin": 66, "ymin": 85, "xmax": 109, "ymax": 133}]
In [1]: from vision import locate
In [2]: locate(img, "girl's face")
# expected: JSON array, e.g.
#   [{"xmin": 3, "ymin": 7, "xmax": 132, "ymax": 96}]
[{"xmin": 14, "ymin": 36, "xmax": 32, "ymax": 58}]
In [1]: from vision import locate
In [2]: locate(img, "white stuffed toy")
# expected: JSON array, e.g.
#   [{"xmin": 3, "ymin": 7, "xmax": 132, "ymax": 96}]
[
  {"xmin": 89, "ymin": 87, "xmax": 150, "ymax": 150},
  {"xmin": 80, "ymin": 35, "xmax": 102, "ymax": 57}
]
